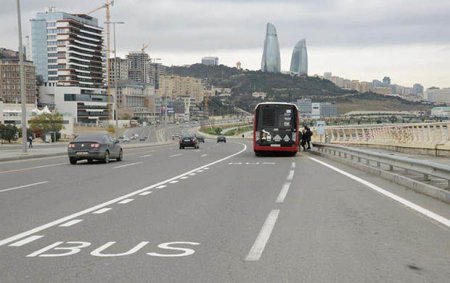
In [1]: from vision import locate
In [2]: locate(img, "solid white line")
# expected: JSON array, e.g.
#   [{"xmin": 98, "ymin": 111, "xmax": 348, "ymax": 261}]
[
  {"xmin": 200, "ymin": 154, "xmax": 207, "ymax": 157},
  {"xmin": 308, "ymin": 157, "xmax": 450, "ymax": 228},
  {"xmin": 291, "ymin": 162, "xmax": 296, "ymax": 169},
  {"xmin": 246, "ymin": 209, "xmax": 280, "ymax": 261},
  {"xmin": 0, "ymin": 143, "xmax": 247, "ymax": 247},
  {"xmin": 92, "ymin": 208, "xmax": 111, "ymax": 214},
  {"xmin": 156, "ymin": 185, "xmax": 167, "ymax": 189},
  {"xmin": 276, "ymin": 182, "xmax": 291, "ymax": 203},
  {"xmin": 118, "ymin": 199, "xmax": 134, "ymax": 204},
  {"xmin": 9, "ymin": 235, "xmax": 44, "ymax": 247},
  {"xmin": 140, "ymin": 154, "xmax": 152, "ymax": 158},
  {"xmin": 170, "ymin": 153, "xmax": 182, "ymax": 158},
  {"xmin": 0, "ymin": 181, "xmax": 48, "ymax": 193},
  {"xmin": 0, "ymin": 163, "xmax": 66, "ymax": 174},
  {"xmin": 59, "ymin": 219, "xmax": 83, "ymax": 227},
  {"xmin": 139, "ymin": 191, "xmax": 152, "ymax": 196},
  {"xmin": 286, "ymin": 170, "xmax": 295, "ymax": 181},
  {"xmin": 113, "ymin": 162, "xmax": 143, "ymax": 169}
]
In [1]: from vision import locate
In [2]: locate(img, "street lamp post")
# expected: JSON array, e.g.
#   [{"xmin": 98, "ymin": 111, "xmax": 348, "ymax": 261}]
[
  {"xmin": 105, "ymin": 21, "xmax": 124, "ymax": 138},
  {"xmin": 16, "ymin": 0, "xmax": 27, "ymax": 152}
]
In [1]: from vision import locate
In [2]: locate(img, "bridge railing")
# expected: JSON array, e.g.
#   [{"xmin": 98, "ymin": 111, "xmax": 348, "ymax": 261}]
[{"xmin": 313, "ymin": 122, "xmax": 450, "ymax": 153}]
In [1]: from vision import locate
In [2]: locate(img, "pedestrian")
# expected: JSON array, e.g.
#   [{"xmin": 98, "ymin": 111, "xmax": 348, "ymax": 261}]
[
  {"xmin": 242, "ymin": 134, "xmax": 245, "ymax": 139},
  {"xmin": 300, "ymin": 128, "xmax": 307, "ymax": 151},
  {"xmin": 28, "ymin": 135, "xmax": 33, "ymax": 148},
  {"xmin": 304, "ymin": 126, "xmax": 312, "ymax": 150}
]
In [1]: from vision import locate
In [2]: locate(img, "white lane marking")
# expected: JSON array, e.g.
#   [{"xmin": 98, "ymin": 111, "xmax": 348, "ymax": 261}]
[
  {"xmin": 263, "ymin": 162, "xmax": 276, "ymax": 165},
  {"xmin": 59, "ymin": 219, "xmax": 83, "ymax": 227},
  {"xmin": 9, "ymin": 235, "xmax": 44, "ymax": 247},
  {"xmin": 140, "ymin": 154, "xmax": 152, "ymax": 158},
  {"xmin": 139, "ymin": 191, "xmax": 152, "ymax": 196},
  {"xmin": 195, "ymin": 150, "xmax": 201, "ymax": 152},
  {"xmin": 170, "ymin": 153, "xmax": 182, "ymax": 158},
  {"xmin": 118, "ymin": 199, "xmax": 134, "ymax": 204},
  {"xmin": 204, "ymin": 167, "xmax": 210, "ymax": 170},
  {"xmin": 92, "ymin": 208, "xmax": 111, "ymax": 214},
  {"xmin": 180, "ymin": 176, "xmax": 188, "ymax": 180},
  {"xmin": 0, "ymin": 181, "xmax": 49, "ymax": 193},
  {"xmin": 229, "ymin": 162, "xmax": 242, "ymax": 165},
  {"xmin": 309, "ymin": 157, "xmax": 450, "ymax": 228},
  {"xmin": 246, "ymin": 209, "xmax": 280, "ymax": 261},
  {"xmin": 189, "ymin": 173, "xmax": 196, "ymax": 176},
  {"xmin": 0, "ymin": 163, "xmax": 66, "ymax": 174},
  {"xmin": 291, "ymin": 162, "xmax": 296, "ymax": 169},
  {"xmin": 276, "ymin": 182, "xmax": 291, "ymax": 203},
  {"xmin": 169, "ymin": 180, "xmax": 179, "ymax": 184},
  {"xmin": 286, "ymin": 170, "xmax": 295, "ymax": 181},
  {"xmin": 200, "ymin": 154, "xmax": 207, "ymax": 158},
  {"xmin": 156, "ymin": 185, "xmax": 167, "ymax": 189},
  {"xmin": 0, "ymin": 143, "xmax": 247, "ymax": 247},
  {"xmin": 113, "ymin": 162, "xmax": 143, "ymax": 169}
]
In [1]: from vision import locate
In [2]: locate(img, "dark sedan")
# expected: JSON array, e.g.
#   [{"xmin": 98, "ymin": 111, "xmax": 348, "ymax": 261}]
[
  {"xmin": 179, "ymin": 135, "xmax": 199, "ymax": 149},
  {"xmin": 217, "ymin": 136, "xmax": 227, "ymax": 143},
  {"xmin": 68, "ymin": 134, "xmax": 123, "ymax": 164},
  {"xmin": 196, "ymin": 135, "xmax": 205, "ymax": 143}
]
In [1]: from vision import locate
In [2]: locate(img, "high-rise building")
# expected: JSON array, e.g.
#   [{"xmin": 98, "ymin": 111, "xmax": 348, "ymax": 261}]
[
  {"xmin": 382, "ymin": 76, "xmax": 391, "ymax": 85},
  {"xmin": 290, "ymin": 39, "xmax": 308, "ymax": 76},
  {"xmin": 413, "ymin": 83, "xmax": 424, "ymax": 95},
  {"xmin": 30, "ymin": 7, "xmax": 104, "ymax": 88},
  {"xmin": 109, "ymin": 57, "xmax": 129, "ymax": 84},
  {"xmin": 127, "ymin": 51, "xmax": 152, "ymax": 84},
  {"xmin": 201, "ymin": 57, "xmax": 219, "ymax": 66},
  {"xmin": 261, "ymin": 23, "xmax": 281, "ymax": 73},
  {"xmin": 0, "ymin": 55, "xmax": 36, "ymax": 104}
]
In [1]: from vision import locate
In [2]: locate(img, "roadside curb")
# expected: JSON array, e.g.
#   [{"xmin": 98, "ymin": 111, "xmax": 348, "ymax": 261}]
[{"xmin": 308, "ymin": 150, "xmax": 450, "ymax": 204}]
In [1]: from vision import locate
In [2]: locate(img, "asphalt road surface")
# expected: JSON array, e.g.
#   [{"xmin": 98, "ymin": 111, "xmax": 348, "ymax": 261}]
[{"xmin": 0, "ymin": 139, "xmax": 449, "ymax": 282}]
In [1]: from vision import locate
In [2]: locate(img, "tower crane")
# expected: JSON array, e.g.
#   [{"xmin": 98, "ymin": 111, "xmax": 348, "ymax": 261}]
[
  {"xmin": 141, "ymin": 43, "xmax": 149, "ymax": 53},
  {"xmin": 87, "ymin": 0, "xmax": 115, "ymax": 120}
]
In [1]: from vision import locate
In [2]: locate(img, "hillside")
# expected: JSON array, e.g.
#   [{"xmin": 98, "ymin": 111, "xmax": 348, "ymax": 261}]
[{"xmin": 166, "ymin": 64, "xmax": 432, "ymax": 114}]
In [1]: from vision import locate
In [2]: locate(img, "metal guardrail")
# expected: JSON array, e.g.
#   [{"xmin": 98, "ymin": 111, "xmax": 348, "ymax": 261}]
[{"xmin": 313, "ymin": 143, "xmax": 450, "ymax": 190}]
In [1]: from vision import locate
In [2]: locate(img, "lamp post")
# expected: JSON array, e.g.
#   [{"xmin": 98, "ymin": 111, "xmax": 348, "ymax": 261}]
[
  {"xmin": 16, "ymin": 0, "xmax": 27, "ymax": 152},
  {"xmin": 105, "ymin": 21, "xmax": 124, "ymax": 138}
]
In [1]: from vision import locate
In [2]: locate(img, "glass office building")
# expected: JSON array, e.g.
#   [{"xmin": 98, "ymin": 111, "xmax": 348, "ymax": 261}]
[
  {"xmin": 290, "ymin": 39, "xmax": 308, "ymax": 76},
  {"xmin": 261, "ymin": 23, "xmax": 281, "ymax": 73}
]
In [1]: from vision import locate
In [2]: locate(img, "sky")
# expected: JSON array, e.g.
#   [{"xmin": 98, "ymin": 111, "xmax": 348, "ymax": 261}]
[{"xmin": 1, "ymin": 0, "xmax": 450, "ymax": 88}]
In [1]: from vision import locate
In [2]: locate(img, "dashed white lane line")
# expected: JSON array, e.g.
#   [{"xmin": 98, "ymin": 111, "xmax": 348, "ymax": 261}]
[
  {"xmin": 59, "ymin": 219, "xmax": 83, "ymax": 227},
  {"xmin": 140, "ymin": 154, "xmax": 152, "ymax": 158},
  {"xmin": 246, "ymin": 209, "xmax": 280, "ymax": 261},
  {"xmin": 286, "ymin": 170, "xmax": 295, "ymax": 181},
  {"xmin": 0, "ymin": 181, "xmax": 49, "ymax": 193},
  {"xmin": 180, "ymin": 176, "xmax": 188, "ymax": 180},
  {"xmin": 262, "ymin": 162, "xmax": 276, "ymax": 165},
  {"xmin": 291, "ymin": 162, "xmax": 296, "ymax": 169},
  {"xmin": 139, "ymin": 191, "xmax": 152, "ymax": 196},
  {"xmin": 0, "ymin": 163, "xmax": 66, "ymax": 174},
  {"xmin": 196, "ymin": 150, "xmax": 201, "ymax": 153},
  {"xmin": 156, "ymin": 185, "xmax": 167, "ymax": 189},
  {"xmin": 92, "ymin": 208, "xmax": 111, "ymax": 214},
  {"xmin": 9, "ymin": 235, "xmax": 44, "ymax": 247},
  {"xmin": 170, "ymin": 153, "xmax": 183, "ymax": 158},
  {"xmin": 113, "ymin": 162, "xmax": 143, "ymax": 169},
  {"xmin": 0, "ymin": 143, "xmax": 247, "ymax": 247},
  {"xmin": 200, "ymin": 154, "xmax": 207, "ymax": 157},
  {"xmin": 169, "ymin": 180, "xmax": 179, "ymax": 184},
  {"xmin": 276, "ymin": 182, "xmax": 291, "ymax": 203},
  {"xmin": 118, "ymin": 199, "xmax": 134, "ymax": 204},
  {"xmin": 189, "ymin": 173, "xmax": 196, "ymax": 176},
  {"xmin": 309, "ymin": 157, "xmax": 450, "ymax": 228}
]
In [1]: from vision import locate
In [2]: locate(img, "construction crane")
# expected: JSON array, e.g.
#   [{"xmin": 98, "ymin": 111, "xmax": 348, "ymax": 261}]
[
  {"xmin": 87, "ymin": 0, "xmax": 115, "ymax": 120},
  {"xmin": 141, "ymin": 43, "xmax": 149, "ymax": 53}
]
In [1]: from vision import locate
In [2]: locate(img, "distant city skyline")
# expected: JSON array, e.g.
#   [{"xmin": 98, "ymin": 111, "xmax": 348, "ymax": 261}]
[{"xmin": 1, "ymin": 0, "xmax": 449, "ymax": 88}]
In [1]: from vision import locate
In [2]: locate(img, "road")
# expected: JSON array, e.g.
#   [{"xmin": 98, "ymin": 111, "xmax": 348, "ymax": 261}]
[{"xmin": 0, "ymin": 139, "xmax": 449, "ymax": 282}]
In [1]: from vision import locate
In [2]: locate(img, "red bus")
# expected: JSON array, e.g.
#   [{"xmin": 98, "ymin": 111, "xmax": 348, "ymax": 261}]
[{"xmin": 253, "ymin": 102, "xmax": 300, "ymax": 156}]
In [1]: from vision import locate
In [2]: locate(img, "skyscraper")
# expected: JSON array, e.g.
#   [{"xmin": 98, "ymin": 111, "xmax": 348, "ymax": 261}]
[
  {"xmin": 30, "ymin": 7, "xmax": 104, "ymax": 88},
  {"xmin": 261, "ymin": 23, "xmax": 281, "ymax": 73},
  {"xmin": 290, "ymin": 39, "xmax": 308, "ymax": 76}
]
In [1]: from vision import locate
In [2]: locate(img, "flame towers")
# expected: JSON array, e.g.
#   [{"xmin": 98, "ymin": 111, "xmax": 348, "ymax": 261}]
[
  {"xmin": 290, "ymin": 39, "xmax": 308, "ymax": 76},
  {"xmin": 261, "ymin": 23, "xmax": 281, "ymax": 73}
]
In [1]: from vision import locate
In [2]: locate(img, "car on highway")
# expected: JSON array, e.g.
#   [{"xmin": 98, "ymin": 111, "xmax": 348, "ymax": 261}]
[
  {"xmin": 139, "ymin": 136, "xmax": 148, "ymax": 141},
  {"xmin": 179, "ymin": 135, "xmax": 199, "ymax": 149},
  {"xmin": 196, "ymin": 135, "xmax": 205, "ymax": 143},
  {"xmin": 68, "ymin": 134, "xmax": 123, "ymax": 164},
  {"xmin": 118, "ymin": 136, "xmax": 130, "ymax": 143},
  {"xmin": 217, "ymin": 135, "xmax": 227, "ymax": 143}
]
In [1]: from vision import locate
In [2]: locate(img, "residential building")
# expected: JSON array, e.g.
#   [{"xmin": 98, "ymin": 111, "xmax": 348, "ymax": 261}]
[
  {"xmin": 127, "ymin": 51, "xmax": 152, "ymax": 84},
  {"xmin": 111, "ymin": 82, "xmax": 156, "ymax": 120},
  {"xmin": 261, "ymin": 23, "xmax": 281, "ymax": 73},
  {"xmin": 109, "ymin": 57, "xmax": 129, "ymax": 84},
  {"xmin": 0, "ymin": 57, "xmax": 37, "ymax": 104},
  {"xmin": 413, "ymin": 83, "xmax": 424, "ymax": 95},
  {"xmin": 290, "ymin": 39, "xmax": 307, "ymax": 76},
  {"xmin": 30, "ymin": 7, "xmax": 103, "ymax": 88},
  {"xmin": 425, "ymin": 88, "xmax": 450, "ymax": 104},
  {"xmin": 0, "ymin": 100, "xmax": 35, "ymax": 126},
  {"xmin": 201, "ymin": 57, "xmax": 219, "ymax": 66},
  {"xmin": 158, "ymin": 75, "xmax": 204, "ymax": 103}
]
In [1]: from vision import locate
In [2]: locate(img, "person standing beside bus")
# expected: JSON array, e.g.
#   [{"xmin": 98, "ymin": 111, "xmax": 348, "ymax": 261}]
[{"xmin": 304, "ymin": 126, "xmax": 312, "ymax": 150}]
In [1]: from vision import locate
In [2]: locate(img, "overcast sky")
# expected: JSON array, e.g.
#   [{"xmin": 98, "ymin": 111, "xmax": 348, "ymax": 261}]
[{"xmin": 2, "ymin": 0, "xmax": 450, "ymax": 88}]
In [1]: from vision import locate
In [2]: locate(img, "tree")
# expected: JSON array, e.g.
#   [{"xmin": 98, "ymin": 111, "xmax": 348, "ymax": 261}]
[
  {"xmin": 29, "ymin": 113, "xmax": 64, "ymax": 141},
  {"xmin": 0, "ymin": 124, "xmax": 19, "ymax": 143}
]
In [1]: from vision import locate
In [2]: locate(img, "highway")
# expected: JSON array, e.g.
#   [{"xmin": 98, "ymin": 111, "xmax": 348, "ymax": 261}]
[{"xmin": 0, "ymin": 139, "xmax": 449, "ymax": 282}]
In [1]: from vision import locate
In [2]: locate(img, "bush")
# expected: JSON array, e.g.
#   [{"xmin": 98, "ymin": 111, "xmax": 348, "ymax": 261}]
[{"xmin": 0, "ymin": 124, "xmax": 19, "ymax": 143}]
